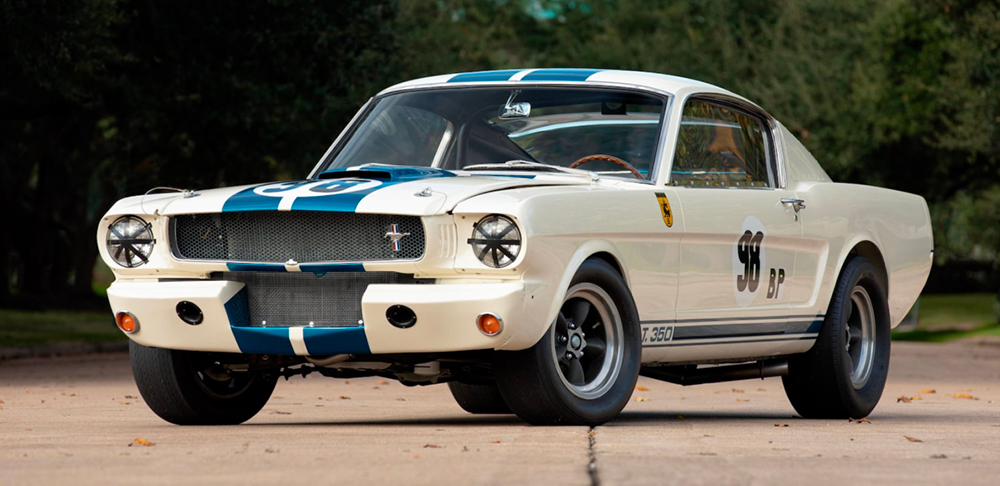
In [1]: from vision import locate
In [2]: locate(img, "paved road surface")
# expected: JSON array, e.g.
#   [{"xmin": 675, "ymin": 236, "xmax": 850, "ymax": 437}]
[{"xmin": 1, "ymin": 341, "xmax": 998, "ymax": 485}]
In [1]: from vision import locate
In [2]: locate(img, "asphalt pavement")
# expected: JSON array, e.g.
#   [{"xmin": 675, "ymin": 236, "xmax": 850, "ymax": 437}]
[{"xmin": 1, "ymin": 340, "xmax": 998, "ymax": 485}]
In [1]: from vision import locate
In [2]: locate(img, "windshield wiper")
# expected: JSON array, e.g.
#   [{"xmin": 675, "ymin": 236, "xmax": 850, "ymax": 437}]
[{"xmin": 463, "ymin": 160, "xmax": 599, "ymax": 181}]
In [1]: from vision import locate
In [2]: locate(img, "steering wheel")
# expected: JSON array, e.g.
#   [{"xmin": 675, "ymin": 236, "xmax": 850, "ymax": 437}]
[{"xmin": 568, "ymin": 154, "xmax": 644, "ymax": 179}]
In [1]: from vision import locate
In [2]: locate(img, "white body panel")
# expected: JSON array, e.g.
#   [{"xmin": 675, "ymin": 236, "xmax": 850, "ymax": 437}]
[{"xmin": 99, "ymin": 69, "xmax": 933, "ymax": 365}]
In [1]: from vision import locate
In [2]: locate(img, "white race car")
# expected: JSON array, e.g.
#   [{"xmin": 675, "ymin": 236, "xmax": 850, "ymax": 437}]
[{"xmin": 99, "ymin": 69, "xmax": 933, "ymax": 425}]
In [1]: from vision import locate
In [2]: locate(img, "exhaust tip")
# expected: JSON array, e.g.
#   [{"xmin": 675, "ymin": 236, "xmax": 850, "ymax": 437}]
[
  {"xmin": 386, "ymin": 305, "xmax": 416, "ymax": 329},
  {"xmin": 176, "ymin": 301, "xmax": 204, "ymax": 325}
]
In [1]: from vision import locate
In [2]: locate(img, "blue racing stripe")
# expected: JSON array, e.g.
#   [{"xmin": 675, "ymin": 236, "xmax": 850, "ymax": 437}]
[
  {"xmin": 231, "ymin": 327, "xmax": 294, "ymax": 355},
  {"xmin": 223, "ymin": 167, "xmax": 456, "ymax": 214},
  {"xmin": 302, "ymin": 327, "xmax": 371, "ymax": 355},
  {"xmin": 222, "ymin": 187, "xmax": 284, "ymax": 212},
  {"xmin": 298, "ymin": 263, "xmax": 365, "ymax": 273},
  {"xmin": 447, "ymin": 69, "xmax": 522, "ymax": 83},
  {"xmin": 520, "ymin": 68, "xmax": 602, "ymax": 82},
  {"xmin": 223, "ymin": 287, "xmax": 251, "ymax": 327},
  {"xmin": 227, "ymin": 263, "xmax": 287, "ymax": 272}
]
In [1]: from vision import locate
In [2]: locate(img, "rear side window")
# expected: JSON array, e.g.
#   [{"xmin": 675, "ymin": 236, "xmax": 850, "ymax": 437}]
[{"xmin": 671, "ymin": 99, "xmax": 773, "ymax": 188}]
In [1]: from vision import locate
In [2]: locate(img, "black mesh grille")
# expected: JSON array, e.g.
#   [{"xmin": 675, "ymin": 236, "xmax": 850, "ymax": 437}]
[
  {"xmin": 171, "ymin": 212, "xmax": 424, "ymax": 263},
  {"xmin": 216, "ymin": 271, "xmax": 399, "ymax": 328}
]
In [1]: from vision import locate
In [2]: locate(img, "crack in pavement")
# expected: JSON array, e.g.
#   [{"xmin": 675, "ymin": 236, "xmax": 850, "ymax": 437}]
[{"xmin": 588, "ymin": 426, "xmax": 600, "ymax": 486}]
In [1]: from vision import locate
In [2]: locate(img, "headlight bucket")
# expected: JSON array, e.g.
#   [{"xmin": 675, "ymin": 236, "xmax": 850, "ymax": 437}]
[
  {"xmin": 468, "ymin": 214, "xmax": 522, "ymax": 268},
  {"xmin": 106, "ymin": 215, "xmax": 155, "ymax": 268}
]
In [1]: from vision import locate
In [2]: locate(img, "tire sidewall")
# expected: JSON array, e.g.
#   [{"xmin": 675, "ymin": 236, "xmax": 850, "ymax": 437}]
[
  {"xmin": 827, "ymin": 257, "xmax": 891, "ymax": 416},
  {"xmin": 541, "ymin": 259, "xmax": 641, "ymax": 423}
]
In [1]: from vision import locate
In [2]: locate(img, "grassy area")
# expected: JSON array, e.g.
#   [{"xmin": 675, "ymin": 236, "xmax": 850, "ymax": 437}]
[
  {"xmin": 893, "ymin": 293, "xmax": 1000, "ymax": 343},
  {"xmin": 0, "ymin": 309, "xmax": 125, "ymax": 347}
]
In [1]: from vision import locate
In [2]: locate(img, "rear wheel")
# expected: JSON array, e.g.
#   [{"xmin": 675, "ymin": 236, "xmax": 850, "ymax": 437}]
[
  {"xmin": 782, "ymin": 255, "xmax": 890, "ymax": 418},
  {"xmin": 130, "ymin": 341, "xmax": 276, "ymax": 425},
  {"xmin": 493, "ymin": 259, "xmax": 640, "ymax": 425},
  {"xmin": 447, "ymin": 382, "xmax": 512, "ymax": 414}
]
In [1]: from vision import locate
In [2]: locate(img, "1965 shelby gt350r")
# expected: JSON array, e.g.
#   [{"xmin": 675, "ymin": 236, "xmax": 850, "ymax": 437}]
[{"xmin": 100, "ymin": 69, "xmax": 933, "ymax": 426}]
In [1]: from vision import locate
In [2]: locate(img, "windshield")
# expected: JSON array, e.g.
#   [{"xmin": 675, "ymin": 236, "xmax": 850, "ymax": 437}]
[{"xmin": 320, "ymin": 87, "xmax": 666, "ymax": 179}]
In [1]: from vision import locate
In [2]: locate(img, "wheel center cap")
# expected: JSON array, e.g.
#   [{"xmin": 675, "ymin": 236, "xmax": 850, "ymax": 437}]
[{"xmin": 570, "ymin": 335, "xmax": 582, "ymax": 349}]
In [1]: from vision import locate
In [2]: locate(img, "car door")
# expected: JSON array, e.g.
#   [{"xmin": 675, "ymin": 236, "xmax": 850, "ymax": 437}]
[{"xmin": 668, "ymin": 97, "xmax": 815, "ymax": 349}]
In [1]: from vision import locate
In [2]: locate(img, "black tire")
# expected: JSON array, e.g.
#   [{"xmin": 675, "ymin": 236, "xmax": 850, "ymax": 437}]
[
  {"xmin": 447, "ymin": 382, "xmax": 512, "ymax": 414},
  {"xmin": 493, "ymin": 259, "xmax": 641, "ymax": 425},
  {"xmin": 782, "ymin": 255, "xmax": 891, "ymax": 418},
  {"xmin": 130, "ymin": 340, "xmax": 277, "ymax": 425}
]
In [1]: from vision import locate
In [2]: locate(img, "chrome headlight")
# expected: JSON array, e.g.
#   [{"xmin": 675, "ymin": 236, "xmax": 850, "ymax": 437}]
[
  {"xmin": 106, "ymin": 216, "xmax": 155, "ymax": 268},
  {"xmin": 468, "ymin": 215, "xmax": 521, "ymax": 268}
]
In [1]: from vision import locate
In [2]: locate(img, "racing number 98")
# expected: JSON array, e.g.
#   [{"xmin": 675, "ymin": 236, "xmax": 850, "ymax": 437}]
[{"xmin": 737, "ymin": 231, "xmax": 764, "ymax": 292}]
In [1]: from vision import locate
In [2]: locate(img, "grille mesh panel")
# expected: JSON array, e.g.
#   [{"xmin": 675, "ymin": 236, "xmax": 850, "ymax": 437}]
[
  {"xmin": 172, "ymin": 211, "xmax": 424, "ymax": 263},
  {"xmin": 217, "ymin": 271, "xmax": 398, "ymax": 328}
]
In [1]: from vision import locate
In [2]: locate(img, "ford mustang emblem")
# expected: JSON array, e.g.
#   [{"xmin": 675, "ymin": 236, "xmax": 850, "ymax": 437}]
[{"xmin": 384, "ymin": 224, "xmax": 410, "ymax": 252}]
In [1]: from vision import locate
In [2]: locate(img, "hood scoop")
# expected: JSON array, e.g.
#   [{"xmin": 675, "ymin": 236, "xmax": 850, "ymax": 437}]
[{"xmin": 318, "ymin": 166, "xmax": 455, "ymax": 182}]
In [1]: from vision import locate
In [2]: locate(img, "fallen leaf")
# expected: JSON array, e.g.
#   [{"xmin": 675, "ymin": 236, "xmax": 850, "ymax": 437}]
[
  {"xmin": 910, "ymin": 396, "xmax": 922, "ymax": 401},
  {"xmin": 675, "ymin": 414, "xmax": 687, "ymax": 420},
  {"xmin": 932, "ymin": 454, "xmax": 947, "ymax": 459},
  {"xmin": 635, "ymin": 385, "xmax": 649, "ymax": 391},
  {"xmin": 118, "ymin": 402, "xmax": 130, "ymax": 405},
  {"xmin": 736, "ymin": 398, "xmax": 750, "ymax": 402},
  {"xmin": 269, "ymin": 410, "xmax": 291, "ymax": 415},
  {"xmin": 338, "ymin": 396, "xmax": 351, "ymax": 400},
  {"xmin": 423, "ymin": 444, "xmax": 441, "ymax": 449},
  {"xmin": 897, "ymin": 396, "xmax": 912, "ymax": 403},
  {"xmin": 952, "ymin": 393, "xmax": 979, "ymax": 400},
  {"xmin": 732, "ymin": 389, "xmax": 744, "ymax": 393},
  {"xmin": 0, "ymin": 399, "xmax": 5, "ymax": 404},
  {"xmin": 757, "ymin": 388, "xmax": 766, "ymax": 392},
  {"xmin": 124, "ymin": 395, "xmax": 136, "ymax": 399},
  {"xmin": 635, "ymin": 396, "xmax": 651, "ymax": 402},
  {"xmin": 849, "ymin": 418, "xmax": 872, "ymax": 424},
  {"xmin": 920, "ymin": 389, "xmax": 936, "ymax": 394},
  {"xmin": 774, "ymin": 423, "xmax": 789, "ymax": 427},
  {"xmin": 129, "ymin": 438, "xmax": 154, "ymax": 447},
  {"xmin": 491, "ymin": 440, "xmax": 501, "ymax": 444},
  {"xmin": 396, "ymin": 398, "xmax": 406, "ymax": 401},
  {"xmin": 905, "ymin": 436, "xmax": 923, "ymax": 443},
  {"xmin": 377, "ymin": 379, "xmax": 388, "ymax": 385}
]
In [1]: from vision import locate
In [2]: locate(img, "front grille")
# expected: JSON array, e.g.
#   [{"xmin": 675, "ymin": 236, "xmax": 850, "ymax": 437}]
[
  {"xmin": 171, "ymin": 211, "xmax": 424, "ymax": 263},
  {"xmin": 216, "ymin": 271, "xmax": 399, "ymax": 327}
]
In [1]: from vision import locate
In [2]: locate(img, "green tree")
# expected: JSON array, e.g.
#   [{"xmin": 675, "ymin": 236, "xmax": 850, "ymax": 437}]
[{"xmin": 1, "ymin": 0, "xmax": 400, "ymax": 307}]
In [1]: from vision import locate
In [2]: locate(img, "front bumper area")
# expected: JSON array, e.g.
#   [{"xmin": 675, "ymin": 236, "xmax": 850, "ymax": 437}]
[{"xmin": 107, "ymin": 279, "xmax": 527, "ymax": 356}]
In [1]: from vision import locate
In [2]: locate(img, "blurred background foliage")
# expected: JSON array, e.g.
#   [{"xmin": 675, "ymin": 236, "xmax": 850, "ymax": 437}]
[{"xmin": 1, "ymin": 0, "xmax": 998, "ymax": 310}]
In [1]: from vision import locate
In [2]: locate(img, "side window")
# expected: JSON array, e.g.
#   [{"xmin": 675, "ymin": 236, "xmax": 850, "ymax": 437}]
[{"xmin": 671, "ymin": 99, "xmax": 773, "ymax": 188}]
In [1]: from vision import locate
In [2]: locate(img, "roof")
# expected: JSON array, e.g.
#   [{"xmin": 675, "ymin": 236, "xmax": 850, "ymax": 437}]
[{"xmin": 379, "ymin": 68, "xmax": 748, "ymax": 103}]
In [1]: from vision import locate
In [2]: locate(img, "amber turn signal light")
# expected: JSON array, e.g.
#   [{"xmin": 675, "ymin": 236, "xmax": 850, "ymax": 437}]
[
  {"xmin": 116, "ymin": 311, "xmax": 138, "ymax": 334},
  {"xmin": 477, "ymin": 313, "xmax": 503, "ymax": 336}
]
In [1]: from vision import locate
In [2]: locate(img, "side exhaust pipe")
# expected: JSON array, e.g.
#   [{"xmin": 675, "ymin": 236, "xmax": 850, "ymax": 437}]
[{"xmin": 640, "ymin": 360, "xmax": 789, "ymax": 386}]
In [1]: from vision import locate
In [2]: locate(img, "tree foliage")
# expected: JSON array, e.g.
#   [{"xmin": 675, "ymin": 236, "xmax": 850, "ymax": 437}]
[{"xmin": 1, "ymin": 0, "xmax": 998, "ymax": 306}]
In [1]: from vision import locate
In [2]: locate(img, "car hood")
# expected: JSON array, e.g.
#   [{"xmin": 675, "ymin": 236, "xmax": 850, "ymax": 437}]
[{"xmin": 112, "ymin": 167, "xmax": 594, "ymax": 217}]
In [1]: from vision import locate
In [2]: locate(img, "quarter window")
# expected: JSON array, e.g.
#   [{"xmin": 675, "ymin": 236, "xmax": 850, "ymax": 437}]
[{"xmin": 671, "ymin": 99, "xmax": 773, "ymax": 188}]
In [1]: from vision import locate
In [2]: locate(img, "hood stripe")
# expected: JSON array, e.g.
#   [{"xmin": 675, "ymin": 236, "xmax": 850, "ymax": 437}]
[{"xmin": 221, "ymin": 167, "xmax": 455, "ymax": 214}]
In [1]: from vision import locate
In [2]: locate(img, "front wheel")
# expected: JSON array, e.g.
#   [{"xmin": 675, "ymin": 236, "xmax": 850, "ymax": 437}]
[
  {"xmin": 493, "ymin": 259, "xmax": 640, "ymax": 425},
  {"xmin": 782, "ymin": 255, "xmax": 891, "ymax": 418},
  {"xmin": 130, "ymin": 341, "xmax": 277, "ymax": 425}
]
